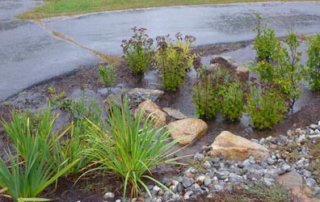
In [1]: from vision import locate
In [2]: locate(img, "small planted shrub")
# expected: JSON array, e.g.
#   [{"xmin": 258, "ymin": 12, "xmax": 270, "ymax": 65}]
[
  {"xmin": 307, "ymin": 34, "xmax": 320, "ymax": 91},
  {"xmin": 192, "ymin": 65, "xmax": 237, "ymax": 120},
  {"xmin": 252, "ymin": 20, "xmax": 304, "ymax": 108},
  {"xmin": 247, "ymin": 83, "xmax": 287, "ymax": 130},
  {"xmin": 121, "ymin": 27, "xmax": 153, "ymax": 74},
  {"xmin": 85, "ymin": 100, "xmax": 178, "ymax": 198},
  {"xmin": 155, "ymin": 33, "xmax": 196, "ymax": 91},
  {"xmin": 219, "ymin": 81, "xmax": 245, "ymax": 122},
  {"xmin": 98, "ymin": 64, "xmax": 116, "ymax": 86},
  {"xmin": 192, "ymin": 68, "xmax": 219, "ymax": 119}
]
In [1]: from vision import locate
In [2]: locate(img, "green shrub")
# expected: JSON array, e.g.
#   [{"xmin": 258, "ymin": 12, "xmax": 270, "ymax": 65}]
[
  {"xmin": 1, "ymin": 109, "xmax": 78, "ymax": 201},
  {"xmin": 121, "ymin": 27, "xmax": 153, "ymax": 74},
  {"xmin": 253, "ymin": 17, "xmax": 281, "ymax": 63},
  {"xmin": 98, "ymin": 64, "xmax": 116, "ymax": 86},
  {"xmin": 219, "ymin": 81, "xmax": 245, "ymax": 122},
  {"xmin": 155, "ymin": 33, "xmax": 195, "ymax": 91},
  {"xmin": 192, "ymin": 68, "xmax": 218, "ymax": 119},
  {"xmin": 85, "ymin": 100, "xmax": 178, "ymax": 198},
  {"xmin": 192, "ymin": 65, "xmax": 237, "ymax": 119},
  {"xmin": 252, "ymin": 21, "xmax": 304, "ymax": 108},
  {"xmin": 307, "ymin": 34, "xmax": 320, "ymax": 91},
  {"xmin": 247, "ymin": 83, "xmax": 287, "ymax": 130}
]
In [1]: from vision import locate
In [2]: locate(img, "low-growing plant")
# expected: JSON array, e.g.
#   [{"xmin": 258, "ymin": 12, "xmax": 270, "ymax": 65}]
[
  {"xmin": 219, "ymin": 81, "xmax": 245, "ymax": 122},
  {"xmin": 307, "ymin": 34, "xmax": 320, "ymax": 91},
  {"xmin": 0, "ymin": 109, "xmax": 78, "ymax": 201},
  {"xmin": 98, "ymin": 64, "xmax": 116, "ymax": 86},
  {"xmin": 246, "ymin": 83, "xmax": 287, "ymax": 130},
  {"xmin": 85, "ymin": 99, "xmax": 180, "ymax": 199},
  {"xmin": 155, "ymin": 33, "xmax": 196, "ymax": 91},
  {"xmin": 121, "ymin": 27, "xmax": 153, "ymax": 74}
]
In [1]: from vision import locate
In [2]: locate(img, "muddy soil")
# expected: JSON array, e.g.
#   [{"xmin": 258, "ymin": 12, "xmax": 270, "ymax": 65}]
[{"xmin": 0, "ymin": 41, "xmax": 320, "ymax": 201}]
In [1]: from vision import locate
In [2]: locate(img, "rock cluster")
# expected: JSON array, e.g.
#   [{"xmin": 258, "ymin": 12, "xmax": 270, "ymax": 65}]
[{"xmin": 106, "ymin": 122, "xmax": 320, "ymax": 202}]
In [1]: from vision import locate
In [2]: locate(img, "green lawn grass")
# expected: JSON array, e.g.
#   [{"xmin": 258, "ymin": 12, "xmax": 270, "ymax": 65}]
[{"xmin": 20, "ymin": 0, "xmax": 307, "ymax": 19}]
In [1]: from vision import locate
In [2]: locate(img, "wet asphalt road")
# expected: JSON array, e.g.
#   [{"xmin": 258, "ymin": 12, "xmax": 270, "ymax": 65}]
[{"xmin": 1, "ymin": 1, "xmax": 320, "ymax": 101}]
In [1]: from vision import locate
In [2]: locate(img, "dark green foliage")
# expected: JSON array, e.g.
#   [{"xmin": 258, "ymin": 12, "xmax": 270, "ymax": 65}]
[
  {"xmin": 247, "ymin": 83, "xmax": 287, "ymax": 130},
  {"xmin": 98, "ymin": 64, "xmax": 116, "ymax": 86},
  {"xmin": 121, "ymin": 27, "xmax": 153, "ymax": 74},
  {"xmin": 307, "ymin": 34, "xmax": 320, "ymax": 91},
  {"xmin": 155, "ymin": 33, "xmax": 196, "ymax": 91}
]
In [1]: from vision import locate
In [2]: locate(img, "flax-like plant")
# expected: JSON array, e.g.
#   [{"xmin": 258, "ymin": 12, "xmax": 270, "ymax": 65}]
[
  {"xmin": 0, "ymin": 108, "xmax": 79, "ymax": 201},
  {"xmin": 85, "ymin": 100, "xmax": 180, "ymax": 198}
]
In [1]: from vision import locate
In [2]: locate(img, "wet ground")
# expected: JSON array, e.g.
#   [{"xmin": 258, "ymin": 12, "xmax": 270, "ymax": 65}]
[{"xmin": 1, "ymin": 1, "xmax": 320, "ymax": 101}]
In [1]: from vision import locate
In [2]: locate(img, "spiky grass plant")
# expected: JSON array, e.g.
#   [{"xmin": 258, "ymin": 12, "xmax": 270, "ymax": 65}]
[
  {"xmin": 85, "ymin": 100, "xmax": 180, "ymax": 198},
  {"xmin": 0, "ymin": 109, "xmax": 78, "ymax": 201}
]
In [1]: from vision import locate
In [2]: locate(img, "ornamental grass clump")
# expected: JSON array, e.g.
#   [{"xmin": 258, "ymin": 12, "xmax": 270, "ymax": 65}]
[
  {"xmin": 85, "ymin": 99, "xmax": 180, "ymax": 199},
  {"xmin": 307, "ymin": 34, "xmax": 320, "ymax": 91},
  {"xmin": 0, "ymin": 109, "xmax": 78, "ymax": 201},
  {"xmin": 155, "ymin": 33, "xmax": 196, "ymax": 91},
  {"xmin": 121, "ymin": 27, "xmax": 153, "ymax": 75}
]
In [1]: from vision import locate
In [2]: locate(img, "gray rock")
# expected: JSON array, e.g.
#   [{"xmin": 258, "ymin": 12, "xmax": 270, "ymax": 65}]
[
  {"xmin": 204, "ymin": 177, "xmax": 212, "ymax": 186},
  {"xmin": 184, "ymin": 191, "xmax": 193, "ymax": 200},
  {"xmin": 267, "ymin": 157, "xmax": 276, "ymax": 165},
  {"xmin": 313, "ymin": 187, "xmax": 320, "ymax": 198},
  {"xmin": 263, "ymin": 177, "xmax": 275, "ymax": 186},
  {"xmin": 306, "ymin": 178, "xmax": 317, "ymax": 187},
  {"xmin": 126, "ymin": 88, "xmax": 164, "ymax": 106},
  {"xmin": 213, "ymin": 184, "xmax": 224, "ymax": 191},
  {"xmin": 302, "ymin": 169, "xmax": 312, "ymax": 178},
  {"xmin": 194, "ymin": 153, "xmax": 205, "ymax": 161},
  {"xmin": 103, "ymin": 192, "xmax": 115, "ymax": 199},
  {"xmin": 203, "ymin": 161, "xmax": 211, "ymax": 169},
  {"xmin": 228, "ymin": 173, "xmax": 243, "ymax": 183},
  {"xmin": 216, "ymin": 170, "xmax": 229, "ymax": 180},
  {"xmin": 182, "ymin": 177, "xmax": 194, "ymax": 188},
  {"xmin": 280, "ymin": 163, "xmax": 291, "ymax": 174},
  {"xmin": 10, "ymin": 91, "xmax": 48, "ymax": 111},
  {"xmin": 310, "ymin": 124, "xmax": 319, "ymax": 130},
  {"xmin": 162, "ymin": 107, "xmax": 188, "ymax": 120}
]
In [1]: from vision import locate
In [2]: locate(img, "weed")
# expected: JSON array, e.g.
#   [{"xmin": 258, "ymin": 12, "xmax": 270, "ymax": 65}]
[
  {"xmin": 307, "ymin": 34, "xmax": 320, "ymax": 91},
  {"xmin": 98, "ymin": 64, "xmax": 116, "ymax": 86}
]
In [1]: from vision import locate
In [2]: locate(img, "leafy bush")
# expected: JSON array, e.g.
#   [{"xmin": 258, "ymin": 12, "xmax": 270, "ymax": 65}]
[
  {"xmin": 252, "ymin": 20, "xmax": 304, "ymax": 108},
  {"xmin": 246, "ymin": 83, "xmax": 287, "ymax": 130},
  {"xmin": 253, "ymin": 16, "xmax": 281, "ymax": 63},
  {"xmin": 1, "ymin": 109, "xmax": 78, "ymax": 201},
  {"xmin": 307, "ymin": 34, "xmax": 320, "ymax": 91},
  {"xmin": 121, "ymin": 27, "xmax": 153, "ymax": 74},
  {"xmin": 192, "ymin": 65, "xmax": 238, "ymax": 120},
  {"xmin": 85, "ymin": 100, "xmax": 178, "ymax": 198},
  {"xmin": 219, "ymin": 81, "xmax": 245, "ymax": 122},
  {"xmin": 155, "ymin": 33, "xmax": 196, "ymax": 91},
  {"xmin": 98, "ymin": 64, "xmax": 116, "ymax": 86}
]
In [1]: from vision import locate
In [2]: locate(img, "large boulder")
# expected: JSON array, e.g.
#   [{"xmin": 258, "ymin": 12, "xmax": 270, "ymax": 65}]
[
  {"xmin": 167, "ymin": 118, "xmax": 208, "ymax": 145},
  {"xmin": 277, "ymin": 171, "xmax": 317, "ymax": 202},
  {"xmin": 210, "ymin": 131, "xmax": 269, "ymax": 161},
  {"xmin": 134, "ymin": 100, "xmax": 167, "ymax": 127}
]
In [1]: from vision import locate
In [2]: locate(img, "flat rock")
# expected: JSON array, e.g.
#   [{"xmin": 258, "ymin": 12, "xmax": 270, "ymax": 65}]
[
  {"xmin": 210, "ymin": 131, "xmax": 269, "ymax": 160},
  {"xmin": 134, "ymin": 100, "xmax": 167, "ymax": 127},
  {"xmin": 167, "ymin": 118, "xmax": 208, "ymax": 145},
  {"xmin": 126, "ymin": 88, "xmax": 164, "ymax": 107},
  {"xmin": 163, "ymin": 107, "xmax": 188, "ymax": 120}
]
